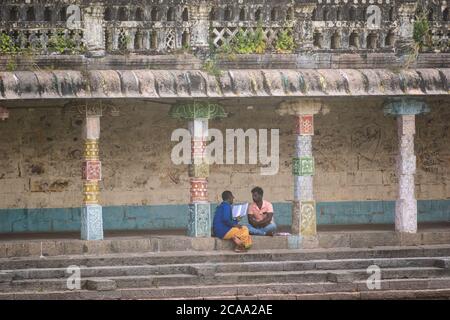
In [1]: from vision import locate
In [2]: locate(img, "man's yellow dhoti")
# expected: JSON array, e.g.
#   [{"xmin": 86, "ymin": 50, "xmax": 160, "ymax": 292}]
[{"xmin": 223, "ymin": 226, "xmax": 252, "ymax": 249}]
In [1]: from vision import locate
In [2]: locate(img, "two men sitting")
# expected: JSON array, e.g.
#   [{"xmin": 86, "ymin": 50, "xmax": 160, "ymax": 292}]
[{"xmin": 213, "ymin": 187, "xmax": 276, "ymax": 252}]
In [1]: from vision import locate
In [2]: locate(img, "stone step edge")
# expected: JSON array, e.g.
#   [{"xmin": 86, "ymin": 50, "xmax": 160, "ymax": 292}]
[
  {"xmin": 2, "ymin": 244, "xmax": 450, "ymax": 263},
  {"xmin": 2, "ymin": 287, "xmax": 450, "ymax": 300},
  {"xmin": 0, "ymin": 257, "xmax": 436, "ymax": 273},
  {"xmin": 2, "ymin": 231, "xmax": 450, "ymax": 258},
  {"xmin": 2, "ymin": 277, "xmax": 450, "ymax": 299},
  {"xmin": 4, "ymin": 266, "xmax": 448, "ymax": 285},
  {"xmin": 140, "ymin": 289, "xmax": 450, "ymax": 300}
]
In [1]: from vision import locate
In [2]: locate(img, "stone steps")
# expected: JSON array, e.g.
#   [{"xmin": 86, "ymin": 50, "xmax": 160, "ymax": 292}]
[
  {"xmin": 4, "ymin": 257, "xmax": 442, "ymax": 280},
  {"xmin": 2, "ymin": 278, "xmax": 450, "ymax": 300},
  {"xmin": 0, "ymin": 245, "xmax": 449, "ymax": 299},
  {"xmin": 2, "ymin": 267, "xmax": 449, "ymax": 293},
  {"xmin": 2, "ymin": 245, "xmax": 450, "ymax": 269},
  {"xmin": 141, "ymin": 289, "xmax": 450, "ymax": 300}
]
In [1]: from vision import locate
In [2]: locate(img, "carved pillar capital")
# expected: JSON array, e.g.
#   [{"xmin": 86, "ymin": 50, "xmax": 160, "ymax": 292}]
[
  {"xmin": 277, "ymin": 100, "xmax": 329, "ymax": 116},
  {"xmin": 169, "ymin": 101, "xmax": 227, "ymax": 120},
  {"xmin": 383, "ymin": 98, "xmax": 430, "ymax": 116},
  {"xmin": 74, "ymin": 101, "xmax": 119, "ymax": 118}
]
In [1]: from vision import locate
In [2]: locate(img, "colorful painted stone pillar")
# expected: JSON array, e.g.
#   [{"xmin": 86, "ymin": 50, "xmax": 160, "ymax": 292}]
[
  {"xmin": 277, "ymin": 100, "xmax": 327, "ymax": 238},
  {"xmin": 384, "ymin": 98, "xmax": 430, "ymax": 233},
  {"xmin": 80, "ymin": 104, "xmax": 104, "ymax": 240},
  {"xmin": 169, "ymin": 102, "xmax": 227, "ymax": 237}
]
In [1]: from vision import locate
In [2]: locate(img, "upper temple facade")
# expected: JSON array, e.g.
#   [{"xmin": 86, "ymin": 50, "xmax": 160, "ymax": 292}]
[
  {"xmin": 0, "ymin": 1, "xmax": 449, "ymax": 242},
  {"xmin": 0, "ymin": 1, "xmax": 448, "ymax": 68}
]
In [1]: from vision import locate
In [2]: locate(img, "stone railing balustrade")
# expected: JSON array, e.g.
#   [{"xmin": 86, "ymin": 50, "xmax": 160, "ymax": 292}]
[{"xmin": 0, "ymin": 0, "xmax": 447, "ymax": 56}]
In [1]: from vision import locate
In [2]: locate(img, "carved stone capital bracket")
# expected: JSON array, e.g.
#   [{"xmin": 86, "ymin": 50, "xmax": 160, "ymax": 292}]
[
  {"xmin": 83, "ymin": 4, "xmax": 105, "ymax": 18},
  {"xmin": 398, "ymin": 2, "xmax": 418, "ymax": 17},
  {"xmin": 383, "ymin": 98, "xmax": 430, "ymax": 116},
  {"xmin": 295, "ymin": 3, "xmax": 316, "ymax": 16},
  {"xmin": 70, "ymin": 101, "xmax": 120, "ymax": 118},
  {"xmin": 277, "ymin": 100, "xmax": 329, "ymax": 116},
  {"xmin": 189, "ymin": 1, "xmax": 212, "ymax": 19},
  {"xmin": 169, "ymin": 101, "xmax": 227, "ymax": 120}
]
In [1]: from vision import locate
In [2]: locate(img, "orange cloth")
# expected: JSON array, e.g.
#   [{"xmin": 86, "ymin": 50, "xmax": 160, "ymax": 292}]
[{"xmin": 223, "ymin": 226, "xmax": 252, "ymax": 249}]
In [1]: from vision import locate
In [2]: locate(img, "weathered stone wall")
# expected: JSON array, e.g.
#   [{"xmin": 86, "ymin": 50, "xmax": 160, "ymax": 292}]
[{"xmin": 0, "ymin": 98, "xmax": 449, "ymax": 210}]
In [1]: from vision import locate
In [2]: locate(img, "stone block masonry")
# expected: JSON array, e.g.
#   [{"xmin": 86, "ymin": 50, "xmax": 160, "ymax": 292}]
[{"xmin": 0, "ymin": 98, "xmax": 449, "ymax": 232}]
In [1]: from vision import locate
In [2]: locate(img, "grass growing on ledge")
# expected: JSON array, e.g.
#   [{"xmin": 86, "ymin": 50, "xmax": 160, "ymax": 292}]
[
  {"xmin": 202, "ymin": 58, "xmax": 223, "ymax": 77},
  {"xmin": 413, "ymin": 10, "xmax": 432, "ymax": 50},
  {"xmin": 216, "ymin": 23, "xmax": 267, "ymax": 55},
  {"xmin": 232, "ymin": 27, "xmax": 266, "ymax": 54},
  {"xmin": 403, "ymin": 8, "xmax": 433, "ymax": 69},
  {"xmin": 48, "ymin": 34, "xmax": 80, "ymax": 55},
  {"xmin": 275, "ymin": 28, "xmax": 296, "ymax": 53},
  {"xmin": 215, "ymin": 23, "xmax": 296, "ymax": 55},
  {"xmin": 0, "ymin": 33, "xmax": 19, "ymax": 54}
]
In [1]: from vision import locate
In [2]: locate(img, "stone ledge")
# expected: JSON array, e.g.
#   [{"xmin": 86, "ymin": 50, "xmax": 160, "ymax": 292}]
[
  {"xmin": 1, "ymin": 68, "xmax": 448, "ymax": 101},
  {"xmin": 86, "ymin": 279, "xmax": 117, "ymax": 291},
  {"xmin": 1, "ymin": 229, "xmax": 450, "ymax": 258},
  {"xmin": 0, "ymin": 272, "xmax": 12, "ymax": 283},
  {"xmin": 1, "ymin": 53, "xmax": 449, "ymax": 72}
]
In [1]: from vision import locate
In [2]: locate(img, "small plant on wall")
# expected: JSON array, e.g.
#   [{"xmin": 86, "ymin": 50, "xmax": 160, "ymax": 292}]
[
  {"xmin": 48, "ymin": 33, "xmax": 79, "ymax": 54},
  {"xmin": 233, "ymin": 26, "xmax": 266, "ymax": 54},
  {"xmin": 413, "ymin": 10, "xmax": 432, "ymax": 51},
  {"xmin": 403, "ymin": 7, "xmax": 434, "ymax": 68},
  {"xmin": 275, "ymin": 28, "xmax": 296, "ymax": 53},
  {"xmin": 218, "ymin": 24, "xmax": 267, "ymax": 55},
  {"xmin": 0, "ymin": 33, "xmax": 19, "ymax": 54},
  {"xmin": 0, "ymin": 33, "xmax": 20, "ymax": 72}
]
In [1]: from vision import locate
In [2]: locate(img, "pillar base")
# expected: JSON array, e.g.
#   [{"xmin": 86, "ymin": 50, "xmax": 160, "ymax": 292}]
[
  {"xmin": 292, "ymin": 201, "xmax": 317, "ymax": 237},
  {"xmin": 287, "ymin": 235, "xmax": 319, "ymax": 249},
  {"xmin": 85, "ymin": 50, "xmax": 106, "ymax": 58},
  {"xmin": 188, "ymin": 203, "xmax": 211, "ymax": 237},
  {"xmin": 395, "ymin": 199, "xmax": 417, "ymax": 233},
  {"xmin": 81, "ymin": 205, "xmax": 104, "ymax": 240}
]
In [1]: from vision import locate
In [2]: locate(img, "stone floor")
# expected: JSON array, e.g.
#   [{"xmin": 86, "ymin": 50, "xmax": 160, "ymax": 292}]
[
  {"xmin": 0, "ymin": 222, "xmax": 449, "ymax": 241},
  {"xmin": 0, "ymin": 222, "xmax": 449, "ymax": 259}
]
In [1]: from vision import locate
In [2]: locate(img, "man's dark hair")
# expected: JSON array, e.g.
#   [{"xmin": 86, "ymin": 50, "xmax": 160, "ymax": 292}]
[
  {"xmin": 222, "ymin": 190, "xmax": 233, "ymax": 201},
  {"xmin": 251, "ymin": 187, "xmax": 264, "ymax": 196}
]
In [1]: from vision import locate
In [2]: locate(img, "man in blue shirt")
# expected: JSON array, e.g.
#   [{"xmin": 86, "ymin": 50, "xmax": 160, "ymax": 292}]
[{"xmin": 213, "ymin": 191, "xmax": 252, "ymax": 252}]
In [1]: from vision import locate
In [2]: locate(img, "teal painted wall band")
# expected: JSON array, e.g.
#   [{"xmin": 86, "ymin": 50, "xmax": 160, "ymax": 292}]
[{"xmin": 0, "ymin": 200, "xmax": 449, "ymax": 233}]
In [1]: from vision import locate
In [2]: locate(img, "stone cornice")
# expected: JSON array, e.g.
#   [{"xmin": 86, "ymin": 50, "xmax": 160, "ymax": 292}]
[{"xmin": 0, "ymin": 68, "xmax": 448, "ymax": 101}]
